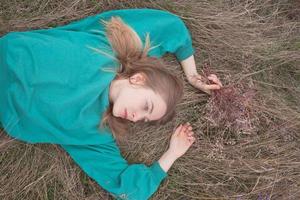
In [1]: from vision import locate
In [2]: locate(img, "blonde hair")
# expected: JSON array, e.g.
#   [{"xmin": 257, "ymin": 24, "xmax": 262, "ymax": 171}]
[{"xmin": 99, "ymin": 16, "xmax": 183, "ymax": 141}]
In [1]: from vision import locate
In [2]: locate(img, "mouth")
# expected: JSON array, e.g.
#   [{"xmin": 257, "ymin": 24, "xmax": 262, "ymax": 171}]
[{"xmin": 123, "ymin": 108, "xmax": 128, "ymax": 119}]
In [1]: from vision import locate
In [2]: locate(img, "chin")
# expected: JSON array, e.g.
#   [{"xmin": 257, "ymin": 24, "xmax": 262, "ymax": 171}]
[
  {"xmin": 111, "ymin": 105, "xmax": 117, "ymax": 117},
  {"xmin": 112, "ymin": 105, "xmax": 121, "ymax": 118}
]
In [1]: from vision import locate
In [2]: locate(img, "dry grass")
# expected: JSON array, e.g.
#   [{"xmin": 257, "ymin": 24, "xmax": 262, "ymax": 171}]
[{"xmin": 1, "ymin": 0, "xmax": 299, "ymax": 199}]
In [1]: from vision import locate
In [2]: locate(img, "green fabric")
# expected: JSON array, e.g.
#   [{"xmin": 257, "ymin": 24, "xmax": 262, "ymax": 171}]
[
  {"xmin": 61, "ymin": 144, "xmax": 167, "ymax": 200},
  {"xmin": 0, "ymin": 8, "xmax": 194, "ymax": 200}
]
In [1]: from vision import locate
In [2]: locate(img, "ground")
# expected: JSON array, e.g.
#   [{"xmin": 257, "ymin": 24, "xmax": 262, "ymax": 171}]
[{"xmin": 0, "ymin": 0, "xmax": 299, "ymax": 199}]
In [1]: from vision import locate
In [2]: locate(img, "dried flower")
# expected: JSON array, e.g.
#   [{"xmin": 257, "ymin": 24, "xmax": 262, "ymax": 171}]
[{"xmin": 202, "ymin": 63, "xmax": 258, "ymax": 134}]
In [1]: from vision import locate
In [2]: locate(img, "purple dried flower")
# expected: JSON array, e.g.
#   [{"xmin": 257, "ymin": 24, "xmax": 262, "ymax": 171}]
[{"xmin": 202, "ymin": 63, "xmax": 258, "ymax": 134}]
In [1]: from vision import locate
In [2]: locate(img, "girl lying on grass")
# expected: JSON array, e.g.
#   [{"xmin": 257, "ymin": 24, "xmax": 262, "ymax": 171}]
[{"xmin": 0, "ymin": 8, "xmax": 222, "ymax": 199}]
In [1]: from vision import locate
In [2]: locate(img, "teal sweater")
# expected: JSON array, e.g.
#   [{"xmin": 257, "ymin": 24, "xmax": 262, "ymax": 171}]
[{"xmin": 0, "ymin": 8, "xmax": 194, "ymax": 200}]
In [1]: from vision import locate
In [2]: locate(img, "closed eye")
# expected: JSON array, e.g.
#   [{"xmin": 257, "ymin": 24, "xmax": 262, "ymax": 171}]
[
  {"xmin": 143, "ymin": 101, "xmax": 150, "ymax": 122},
  {"xmin": 144, "ymin": 102, "xmax": 149, "ymax": 111}
]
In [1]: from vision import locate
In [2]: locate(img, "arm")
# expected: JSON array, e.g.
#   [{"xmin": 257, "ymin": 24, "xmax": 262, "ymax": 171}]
[
  {"xmin": 159, "ymin": 123, "xmax": 195, "ymax": 172},
  {"xmin": 53, "ymin": 8, "xmax": 221, "ymax": 93},
  {"xmin": 60, "ymin": 123, "xmax": 195, "ymax": 200},
  {"xmin": 53, "ymin": 8, "xmax": 195, "ymax": 62},
  {"xmin": 180, "ymin": 54, "xmax": 223, "ymax": 95},
  {"xmin": 61, "ymin": 142, "xmax": 167, "ymax": 200},
  {"xmin": 180, "ymin": 54, "xmax": 198, "ymax": 78},
  {"xmin": 157, "ymin": 150, "xmax": 177, "ymax": 173}
]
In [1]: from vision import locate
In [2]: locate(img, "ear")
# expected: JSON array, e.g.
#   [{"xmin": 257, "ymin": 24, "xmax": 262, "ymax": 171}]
[{"xmin": 129, "ymin": 73, "xmax": 146, "ymax": 85}]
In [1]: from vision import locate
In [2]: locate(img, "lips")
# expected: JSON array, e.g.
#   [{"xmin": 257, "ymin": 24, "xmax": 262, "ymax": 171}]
[{"xmin": 123, "ymin": 108, "xmax": 128, "ymax": 119}]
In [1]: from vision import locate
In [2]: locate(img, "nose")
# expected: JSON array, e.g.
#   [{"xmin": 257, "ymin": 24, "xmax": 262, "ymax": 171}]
[
  {"xmin": 131, "ymin": 112, "xmax": 138, "ymax": 122},
  {"xmin": 131, "ymin": 111, "xmax": 144, "ymax": 122}
]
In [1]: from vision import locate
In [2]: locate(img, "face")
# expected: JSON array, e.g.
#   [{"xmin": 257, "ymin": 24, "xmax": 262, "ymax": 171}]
[{"xmin": 110, "ymin": 73, "xmax": 167, "ymax": 123}]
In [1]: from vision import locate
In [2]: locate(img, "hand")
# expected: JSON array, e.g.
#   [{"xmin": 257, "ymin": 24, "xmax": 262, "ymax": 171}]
[
  {"xmin": 187, "ymin": 73, "xmax": 223, "ymax": 95},
  {"xmin": 168, "ymin": 122, "xmax": 196, "ymax": 159}
]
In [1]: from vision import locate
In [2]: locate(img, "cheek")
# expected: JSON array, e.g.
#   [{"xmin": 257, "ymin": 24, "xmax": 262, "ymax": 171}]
[
  {"xmin": 111, "ymin": 93, "xmax": 133, "ymax": 117},
  {"xmin": 113, "ymin": 89, "xmax": 145, "ymax": 115},
  {"xmin": 121, "ymin": 90, "xmax": 142, "ymax": 105}
]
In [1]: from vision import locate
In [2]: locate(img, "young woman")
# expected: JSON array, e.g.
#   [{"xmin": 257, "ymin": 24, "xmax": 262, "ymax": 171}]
[{"xmin": 0, "ymin": 8, "xmax": 222, "ymax": 200}]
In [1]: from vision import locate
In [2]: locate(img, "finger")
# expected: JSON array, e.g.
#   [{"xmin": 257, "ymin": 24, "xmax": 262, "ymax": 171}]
[
  {"xmin": 216, "ymin": 78, "xmax": 223, "ymax": 87},
  {"xmin": 183, "ymin": 129, "xmax": 192, "ymax": 137},
  {"xmin": 185, "ymin": 126, "xmax": 193, "ymax": 135},
  {"xmin": 192, "ymin": 81, "xmax": 212, "ymax": 94},
  {"xmin": 208, "ymin": 74, "xmax": 219, "ymax": 79},
  {"xmin": 187, "ymin": 129, "xmax": 194, "ymax": 134},
  {"xmin": 177, "ymin": 124, "xmax": 183, "ymax": 129},
  {"xmin": 184, "ymin": 121, "xmax": 191, "ymax": 127},
  {"xmin": 187, "ymin": 135, "xmax": 195, "ymax": 139},
  {"xmin": 184, "ymin": 122, "xmax": 190, "ymax": 129},
  {"xmin": 188, "ymin": 131, "xmax": 194, "ymax": 136},
  {"xmin": 193, "ymin": 81, "xmax": 207, "ymax": 91},
  {"xmin": 179, "ymin": 124, "xmax": 185, "ymax": 133},
  {"xmin": 208, "ymin": 74, "xmax": 217, "ymax": 78},
  {"xmin": 188, "ymin": 137, "xmax": 196, "ymax": 144},
  {"xmin": 207, "ymin": 76, "xmax": 221, "ymax": 86},
  {"xmin": 174, "ymin": 124, "xmax": 183, "ymax": 135},
  {"xmin": 208, "ymin": 76, "xmax": 223, "ymax": 87},
  {"xmin": 190, "ymin": 138, "xmax": 196, "ymax": 144},
  {"xmin": 177, "ymin": 124, "xmax": 186, "ymax": 136},
  {"xmin": 184, "ymin": 123, "xmax": 192, "ymax": 132},
  {"xmin": 181, "ymin": 125, "xmax": 188, "ymax": 134},
  {"xmin": 213, "ymin": 78, "xmax": 223, "ymax": 87},
  {"xmin": 203, "ymin": 84, "xmax": 221, "ymax": 90},
  {"xmin": 188, "ymin": 129, "xmax": 194, "ymax": 133},
  {"xmin": 187, "ymin": 133, "xmax": 194, "ymax": 138},
  {"xmin": 207, "ymin": 75, "xmax": 218, "ymax": 83},
  {"xmin": 186, "ymin": 130, "xmax": 193, "ymax": 135}
]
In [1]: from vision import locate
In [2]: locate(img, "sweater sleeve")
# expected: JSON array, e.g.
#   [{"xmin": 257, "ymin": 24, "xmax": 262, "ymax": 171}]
[
  {"xmin": 55, "ymin": 8, "xmax": 195, "ymax": 61},
  {"xmin": 60, "ymin": 142, "xmax": 167, "ymax": 200}
]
